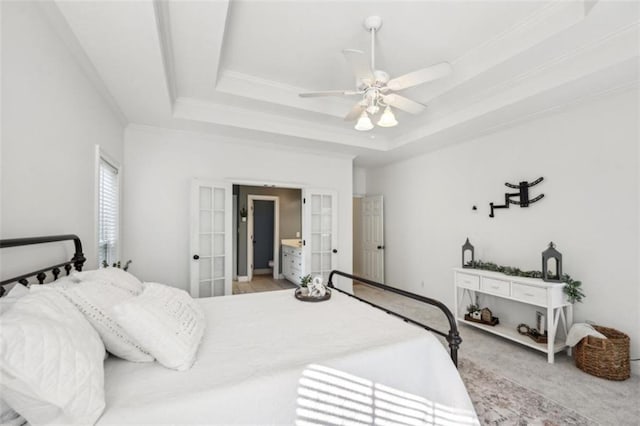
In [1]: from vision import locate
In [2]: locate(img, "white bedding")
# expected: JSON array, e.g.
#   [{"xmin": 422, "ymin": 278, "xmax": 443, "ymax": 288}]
[{"xmin": 98, "ymin": 289, "xmax": 478, "ymax": 425}]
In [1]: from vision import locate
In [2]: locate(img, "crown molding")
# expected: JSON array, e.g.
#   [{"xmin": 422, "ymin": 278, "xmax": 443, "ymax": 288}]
[
  {"xmin": 216, "ymin": 70, "xmax": 353, "ymax": 118},
  {"xmin": 153, "ymin": 0, "xmax": 177, "ymax": 104},
  {"xmin": 172, "ymin": 96, "xmax": 387, "ymax": 150},
  {"xmin": 391, "ymin": 22, "xmax": 639, "ymax": 150},
  {"xmin": 415, "ymin": 1, "xmax": 594, "ymax": 105},
  {"xmin": 125, "ymin": 123, "xmax": 358, "ymax": 161},
  {"xmin": 40, "ymin": 1, "xmax": 128, "ymax": 126}
]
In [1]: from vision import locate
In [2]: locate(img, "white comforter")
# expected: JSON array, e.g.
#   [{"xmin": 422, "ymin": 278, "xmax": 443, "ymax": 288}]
[{"xmin": 98, "ymin": 289, "xmax": 478, "ymax": 425}]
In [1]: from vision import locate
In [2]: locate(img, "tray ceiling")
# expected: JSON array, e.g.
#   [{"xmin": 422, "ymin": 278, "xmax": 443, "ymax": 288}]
[{"xmin": 49, "ymin": 0, "xmax": 639, "ymax": 165}]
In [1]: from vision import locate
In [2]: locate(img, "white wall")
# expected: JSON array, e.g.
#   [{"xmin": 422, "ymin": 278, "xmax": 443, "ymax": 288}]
[
  {"xmin": 122, "ymin": 126, "xmax": 353, "ymax": 292},
  {"xmin": 366, "ymin": 91, "xmax": 639, "ymax": 358},
  {"xmin": 1, "ymin": 1, "xmax": 124, "ymax": 277},
  {"xmin": 353, "ymin": 166, "xmax": 367, "ymax": 196}
]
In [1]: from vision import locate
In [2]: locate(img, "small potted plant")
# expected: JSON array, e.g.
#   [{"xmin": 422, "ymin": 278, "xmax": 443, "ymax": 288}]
[
  {"xmin": 298, "ymin": 274, "xmax": 312, "ymax": 296},
  {"xmin": 466, "ymin": 303, "xmax": 481, "ymax": 320}
]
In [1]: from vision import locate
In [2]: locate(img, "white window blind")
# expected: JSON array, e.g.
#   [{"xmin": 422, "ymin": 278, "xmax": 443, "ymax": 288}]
[{"xmin": 98, "ymin": 158, "xmax": 119, "ymax": 267}]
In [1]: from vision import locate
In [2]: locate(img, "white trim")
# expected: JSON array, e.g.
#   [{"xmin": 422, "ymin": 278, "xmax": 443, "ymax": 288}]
[
  {"xmin": 152, "ymin": 0, "xmax": 177, "ymax": 103},
  {"xmin": 39, "ymin": 3, "xmax": 127, "ymax": 126},
  {"xmin": 247, "ymin": 195, "xmax": 280, "ymax": 281},
  {"xmin": 237, "ymin": 276, "xmax": 250, "ymax": 282},
  {"xmin": 190, "ymin": 179, "xmax": 233, "ymax": 297},
  {"xmin": 228, "ymin": 179, "xmax": 306, "ymax": 189},
  {"xmin": 95, "ymin": 145, "xmax": 122, "ymax": 268}
]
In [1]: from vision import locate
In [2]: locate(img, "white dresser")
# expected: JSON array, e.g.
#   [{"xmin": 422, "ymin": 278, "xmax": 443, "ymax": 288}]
[
  {"xmin": 282, "ymin": 243, "xmax": 303, "ymax": 285},
  {"xmin": 453, "ymin": 267, "xmax": 573, "ymax": 363}
]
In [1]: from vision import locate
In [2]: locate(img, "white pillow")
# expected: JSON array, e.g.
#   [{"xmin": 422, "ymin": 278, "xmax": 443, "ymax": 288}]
[
  {"xmin": 112, "ymin": 282, "xmax": 205, "ymax": 371},
  {"xmin": 37, "ymin": 280, "xmax": 153, "ymax": 362},
  {"xmin": 0, "ymin": 284, "xmax": 29, "ymax": 426},
  {"xmin": 73, "ymin": 267, "xmax": 143, "ymax": 295},
  {"xmin": 0, "ymin": 290, "xmax": 106, "ymax": 426}
]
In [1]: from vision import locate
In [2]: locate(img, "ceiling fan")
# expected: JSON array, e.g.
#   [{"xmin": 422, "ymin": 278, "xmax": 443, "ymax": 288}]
[{"xmin": 299, "ymin": 16, "xmax": 452, "ymax": 131}]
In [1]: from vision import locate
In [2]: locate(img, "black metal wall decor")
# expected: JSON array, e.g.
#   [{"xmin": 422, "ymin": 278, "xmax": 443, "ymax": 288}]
[
  {"xmin": 542, "ymin": 242, "xmax": 563, "ymax": 282},
  {"xmin": 489, "ymin": 177, "xmax": 545, "ymax": 218},
  {"xmin": 462, "ymin": 238, "xmax": 475, "ymax": 268}
]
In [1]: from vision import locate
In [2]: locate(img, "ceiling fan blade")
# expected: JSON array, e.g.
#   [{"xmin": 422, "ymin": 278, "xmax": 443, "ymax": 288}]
[
  {"xmin": 344, "ymin": 102, "xmax": 366, "ymax": 121},
  {"xmin": 387, "ymin": 62, "xmax": 452, "ymax": 91},
  {"xmin": 382, "ymin": 94, "xmax": 426, "ymax": 114},
  {"xmin": 299, "ymin": 90, "xmax": 362, "ymax": 98},
  {"xmin": 342, "ymin": 49, "xmax": 374, "ymax": 83}
]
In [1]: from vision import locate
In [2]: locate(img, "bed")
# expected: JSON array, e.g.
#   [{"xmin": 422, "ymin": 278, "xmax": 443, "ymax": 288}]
[{"xmin": 0, "ymin": 235, "xmax": 478, "ymax": 425}]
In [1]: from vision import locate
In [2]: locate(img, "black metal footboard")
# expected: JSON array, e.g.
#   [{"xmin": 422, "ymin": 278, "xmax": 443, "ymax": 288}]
[{"xmin": 327, "ymin": 270, "xmax": 462, "ymax": 368}]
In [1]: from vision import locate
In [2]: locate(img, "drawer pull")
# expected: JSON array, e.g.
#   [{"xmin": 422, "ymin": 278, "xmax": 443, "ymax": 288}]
[
  {"xmin": 524, "ymin": 292, "xmax": 535, "ymax": 297},
  {"xmin": 491, "ymin": 285, "xmax": 500, "ymax": 289}
]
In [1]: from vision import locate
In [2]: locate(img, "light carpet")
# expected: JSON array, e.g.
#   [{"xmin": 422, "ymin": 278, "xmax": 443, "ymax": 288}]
[{"xmin": 459, "ymin": 357, "xmax": 597, "ymax": 425}]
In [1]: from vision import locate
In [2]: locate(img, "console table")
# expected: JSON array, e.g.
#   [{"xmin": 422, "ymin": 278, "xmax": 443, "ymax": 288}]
[{"xmin": 453, "ymin": 268, "xmax": 573, "ymax": 363}]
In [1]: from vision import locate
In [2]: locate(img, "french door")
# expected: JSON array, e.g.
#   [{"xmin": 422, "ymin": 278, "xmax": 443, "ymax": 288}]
[
  {"xmin": 302, "ymin": 189, "xmax": 338, "ymax": 284},
  {"xmin": 362, "ymin": 195, "xmax": 384, "ymax": 283},
  {"xmin": 190, "ymin": 180, "xmax": 232, "ymax": 297}
]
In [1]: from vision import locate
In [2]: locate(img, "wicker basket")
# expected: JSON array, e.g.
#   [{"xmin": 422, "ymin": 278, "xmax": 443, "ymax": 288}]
[{"xmin": 574, "ymin": 326, "xmax": 630, "ymax": 381}]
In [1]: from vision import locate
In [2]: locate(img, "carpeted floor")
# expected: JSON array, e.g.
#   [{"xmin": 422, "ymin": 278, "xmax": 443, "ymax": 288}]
[{"xmin": 459, "ymin": 358, "xmax": 597, "ymax": 425}]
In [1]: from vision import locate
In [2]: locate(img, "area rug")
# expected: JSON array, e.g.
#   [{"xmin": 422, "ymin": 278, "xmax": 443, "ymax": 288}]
[{"xmin": 459, "ymin": 358, "xmax": 598, "ymax": 425}]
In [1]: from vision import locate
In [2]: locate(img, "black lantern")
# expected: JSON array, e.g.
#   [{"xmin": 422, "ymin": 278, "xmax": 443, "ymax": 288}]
[
  {"xmin": 542, "ymin": 242, "xmax": 562, "ymax": 282},
  {"xmin": 462, "ymin": 238, "xmax": 474, "ymax": 268}
]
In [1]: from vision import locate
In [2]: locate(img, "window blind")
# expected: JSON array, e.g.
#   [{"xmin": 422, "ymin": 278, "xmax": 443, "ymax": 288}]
[{"xmin": 98, "ymin": 158, "xmax": 119, "ymax": 267}]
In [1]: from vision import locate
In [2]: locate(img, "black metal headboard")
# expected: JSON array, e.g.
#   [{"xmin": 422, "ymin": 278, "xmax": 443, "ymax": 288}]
[{"xmin": 0, "ymin": 235, "xmax": 86, "ymax": 296}]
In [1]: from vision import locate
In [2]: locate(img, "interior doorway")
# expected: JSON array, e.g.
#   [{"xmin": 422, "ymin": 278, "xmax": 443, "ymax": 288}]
[
  {"xmin": 247, "ymin": 195, "xmax": 279, "ymax": 281},
  {"xmin": 355, "ymin": 195, "xmax": 385, "ymax": 283}
]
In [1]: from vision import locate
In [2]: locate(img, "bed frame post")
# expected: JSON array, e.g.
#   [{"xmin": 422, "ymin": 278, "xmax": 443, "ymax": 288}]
[
  {"xmin": 327, "ymin": 270, "xmax": 462, "ymax": 368},
  {"xmin": 71, "ymin": 238, "xmax": 86, "ymax": 272},
  {"xmin": 447, "ymin": 329, "xmax": 462, "ymax": 367}
]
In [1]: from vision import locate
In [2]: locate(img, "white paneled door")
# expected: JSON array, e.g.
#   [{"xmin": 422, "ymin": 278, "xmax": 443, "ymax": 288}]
[
  {"xmin": 190, "ymin": 180, "xmax": 232, "ymax": 297},
  {"xmin": 362, "ymin": 195, "xmax": 384, "ymax": 283},
  {"xmin": 302, "ymin": 189, "xmax": 338, "ymax": 284}
]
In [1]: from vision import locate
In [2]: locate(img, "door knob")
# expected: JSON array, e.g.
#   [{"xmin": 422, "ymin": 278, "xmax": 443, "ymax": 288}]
[
  {"xmin": 193, "ymin": 254, "xmax": 200, "ymax": 260},
  {"xmin": 377, "ymin": 245, "xmax": 385, "ymax": 250},
  {"xmin": 332, "ymin": 249, "xmax": 338, "ymax": 253}
]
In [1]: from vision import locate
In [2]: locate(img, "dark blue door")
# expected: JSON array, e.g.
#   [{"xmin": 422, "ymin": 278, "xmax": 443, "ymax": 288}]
[{"xmin": 253, "ymin": 200, "xmax": 274, "ymax": 270}]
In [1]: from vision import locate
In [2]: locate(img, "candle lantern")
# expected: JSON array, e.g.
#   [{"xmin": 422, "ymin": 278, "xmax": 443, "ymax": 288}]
[
  {"xmin": 542, "ymin": 242, "xmax": 562, "ymax": 282},
  {"xmin": 462, "ymin": 238, "xmax": 475, "ymax": 268}
]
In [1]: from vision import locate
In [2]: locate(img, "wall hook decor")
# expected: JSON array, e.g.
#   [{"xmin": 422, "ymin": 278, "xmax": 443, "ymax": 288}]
[{"xmin": 489, "ymin": 177, "xmax": 544, "ymax": 218}]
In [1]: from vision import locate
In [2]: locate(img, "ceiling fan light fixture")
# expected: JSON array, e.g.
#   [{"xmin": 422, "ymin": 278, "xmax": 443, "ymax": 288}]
[
  {"xmin": 377, "ymin": 106, "xmax": 398, "ymax": 127},
  {"xmin": 366, "ymin": 104, "xmax": 380, "ymax": 114},
  {"xmin": 355, "ymin": 111, "xmax": 374, "ymax": 131}
]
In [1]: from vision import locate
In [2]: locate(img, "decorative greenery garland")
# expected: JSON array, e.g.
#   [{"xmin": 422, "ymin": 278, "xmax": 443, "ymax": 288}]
[{"xmin": 468, "ymin": 260, "xmax": 585, "ymax": 303}]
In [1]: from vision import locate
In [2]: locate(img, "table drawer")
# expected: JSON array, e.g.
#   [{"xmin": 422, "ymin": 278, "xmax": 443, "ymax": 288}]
[
  {"xmin": 481, "ymin": 277, "xmax": 510, "ymax": 296},
  {"xmin": 283, "ymin": 246, "xmax": 301, "ymax": 255},
  {"xmin": 512, "ymin": 283, "xmax": 547, "ymax": 305},
  {"xmin": 456, "ymin": 273, "xmax": 480, "ymax": 290}
]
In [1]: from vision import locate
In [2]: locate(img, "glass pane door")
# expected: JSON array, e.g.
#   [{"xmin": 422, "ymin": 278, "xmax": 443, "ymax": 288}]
[
  {"xmin": 191, "ymin": 180, "xmax": 231, "ymax": 297},
  {"xmin": 303, "ymin": 190, "xmax": 337, "ymax": 284}
]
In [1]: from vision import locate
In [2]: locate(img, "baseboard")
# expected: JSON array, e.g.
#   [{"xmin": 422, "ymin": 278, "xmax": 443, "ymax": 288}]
[
  {"xmin": 278, "ymin": 273, "xmax": 285, "ymax": 279},
  {"xmin": 237, "ymin": 276, "xmax": 250, "ymax": 282},
  {"xmin": 253, "ymin": 268, "xmax": 272, "ymax": 275},
  {"xmin": 631, "ymin": 361, "xmax": 639, "ymax": 377}
]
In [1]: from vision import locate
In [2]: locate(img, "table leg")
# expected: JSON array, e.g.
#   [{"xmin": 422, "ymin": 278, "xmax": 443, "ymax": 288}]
[{"xmin": 547, "ymin": 306, "xmax": 555, "ymax": 363}]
